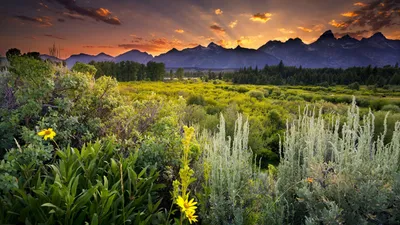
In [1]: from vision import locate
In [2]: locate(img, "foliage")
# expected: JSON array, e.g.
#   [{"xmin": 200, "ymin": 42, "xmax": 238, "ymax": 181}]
[
  {"xmin": 199, "ymin": 114, "xmax": 256, "ymax": 224},
  {"xmin": 347, "ymin": 82, "xmax": 360, "ymax": 90},
  {"xmin": 89, "ymin": 61, "xmax": 166, "ymax": 81},
  {"xmin": 232, "ymin": 64, "xmax": 400, "ymax": 86},
  {"xmin": 0, "ymin": 141, "xmax": 165, "ymax": 225},
  {"xmin": 176, "ymin": 68, "xmax": 184, "ymax": 80},
  {"xmin": 71, "ymin": 62, "xmax": 97, "ymax": 76},
  {"xmin": 2, "ymin": 51, "xmax": 400, "ymax": 224},
  {"xmin": 277, "ymin": 98, "xmax": 400, "ymax": 224}
]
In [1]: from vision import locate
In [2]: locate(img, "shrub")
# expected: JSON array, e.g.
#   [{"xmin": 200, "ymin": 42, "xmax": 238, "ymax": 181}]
[
  {"xmin": 286, "ymin": 95, "xmax": 304, "ymax": 102},
  {"xmin": 236, "ymin": 86, "xmax": 249, "ymax": 93},
  {"xmin": 200, "ymin": 114, "xmax": 256, "ymax": 224},
  {"xmin": 0, "ymin": 141, "xmax": 165, "ymax": 225},
  {"xmin": 347, "ymin": 82, "xmax": 360, "ymax": 90},
  {"xmin": 277, "ymin": 98, "xmax": 400, "ymax": 224},
  {"xmin": 381, "ymin": 104, "xmax": 400, "ymax": 113},
  {"xmin": 71, "ymin": 62, "xmax": 97, "ymax": 76},
  {"xmin": 248, "ymin": 90, "xmax": 265, "ymax": 100},
  {"xmin": 187, "ymin": 94, "xmax": 206, "ymax": 106}
]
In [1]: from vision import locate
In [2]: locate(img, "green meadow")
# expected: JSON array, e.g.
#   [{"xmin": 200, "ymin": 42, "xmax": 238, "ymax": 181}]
[{"xmin": 1, "ymin": 56, "xmax": 400, "ymax": 224}]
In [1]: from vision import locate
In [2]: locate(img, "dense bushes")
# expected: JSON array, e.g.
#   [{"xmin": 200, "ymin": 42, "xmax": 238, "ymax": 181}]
[
  {"xmin": 1, "ymin": 57, "xmax": 400, "ymax": 224},
  {"xmin": 277, "ymin": 98, "xmax": 400, "ymax": 224},
  {"xmin": 0, "ymin": 141, "xmax": 165, "ymax": 225}
]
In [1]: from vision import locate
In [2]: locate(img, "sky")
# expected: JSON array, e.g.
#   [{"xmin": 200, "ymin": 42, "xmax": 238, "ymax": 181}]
[{"xmin": 0, "ymin": 0, "xmax": 399, "ymax": 58}]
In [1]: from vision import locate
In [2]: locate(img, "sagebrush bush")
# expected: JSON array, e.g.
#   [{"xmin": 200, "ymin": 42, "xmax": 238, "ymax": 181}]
[
  {"xmin": 199, "ymin": 114, "xmax": 256, "ymax": 224},
  {"xmin": 277, "ymin": 97, "xmax": 400, "ymax": 224}
]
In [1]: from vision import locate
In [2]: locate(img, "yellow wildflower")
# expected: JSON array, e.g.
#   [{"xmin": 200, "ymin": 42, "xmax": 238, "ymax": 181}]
[
  {"xmin": 38, "ymin": 128, "xmax": 56, "ymax": 140},
  {"xmin": 186, "ymin": 211, "xmax": 198, "ymax": 224},
  {"xmin": 176, "ymin": 195, "xmax": 197, "ymax": 214},
  {"xmin": 307, "ymin": 177, "xmax": 313, "ymax": 183}
]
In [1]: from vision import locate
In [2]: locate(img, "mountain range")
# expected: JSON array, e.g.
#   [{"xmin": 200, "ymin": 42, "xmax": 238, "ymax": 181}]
[{"xmin": 42, "ymin": 30, "xmax": 399, "ymax": 69}]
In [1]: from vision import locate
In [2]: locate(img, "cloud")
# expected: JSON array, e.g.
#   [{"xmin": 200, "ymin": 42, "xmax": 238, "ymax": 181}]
[
  {"xmin": 39, "ymin": 2, "xmax": 49, "ymax": 9},
  {"xmin": 272, "ymin": 36, "xmax": 289, "ymax": 42},
  {"xmin": 278, "ymin": 28, "xmax": 295, "ymax": 34},
  {"xmin": 25, "ymin": 36, "xmax": 37, "ymax": 40},
  {"xmin": 215, "ymin": 9, "xmax": 223, "ymax": 15},
  {"xmin": 50, "ymin": 0, "xmax": 121, "ymax": 25},
  {"xmin": 236, "ymin": 35, "xmax": 263, "ymax": 46},
  {"xmin": 210, "ymin": 24, "xmax": 226, "ymax": 34},
  {"xmin": 334, "ymin": 30, "xmax": 371, "ymax": 39},
  {"xmin": 338, "ymin": 0, "xmax": 400, "ymax": 31},
  {"xmin": 386, "ymin": 30, "xmax": 400, "ymax": 39},
  {"xmin": 217, "ymin": 39, "xmax": 233, "ymax": 48},
  {"xmin": 329, "ymin": 19, "xmax": 349, "ymax": 28},
  {"xmin": 131, "ymin": 37, "xmax": 144, "ymax": 43},
  {"xmin": 83, "ymin": 45, "xmax": 116, "ymax": 48},
  {"xmin": 118, "ymin": 36, "xmax": 198, "ymax": 55},
  {"xmin": 312, "ymin": 24, "xmax": 325, "ymax": 31},
  {"xmin": 14, "ymin": 15, "xmax": 52, "ymax": 27},
  {"xmin": 341, "ymin": 12, "xmax": 359, "ymax": 17},
  {"xmin": 354, "ymin": 2, "xmax": 367, "ymax": 7},
  {"xmin": 58, "ymin": 18, "xmax": 65, "ymax": 22},
  {"xmin": 63, "ymin": 12, "xmax": 85, "ymax": 21},
  {"xmin": 250, "ymin": 13, "xmax": 272, "ymax": 23},
  {"xmin": 44, "ymin": 34, "xmax": 66, "ymax": 40},
  {"xmin": 297, "ymin": 26, "xmax": 313, "ymax": 32},
  {"xmin": 229, "ymin": 20, "xmax": 238, "ymax": 28},
  {"xmin": 175, "ymin": 29, "xmax": 185, "ymax": 33},
  {"xmin": 96, "ymin": 8, "xmax": 111, "ymax": 17}
]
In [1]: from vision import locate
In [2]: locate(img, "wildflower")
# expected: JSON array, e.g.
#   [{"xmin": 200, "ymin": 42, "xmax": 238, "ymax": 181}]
[
  {"xmin": 186, "ymin": 211, "xmax": 198, "ymax": 224},
  {"xmin": 38, "ymin": 128, "xmax": 56, "ymax": 140},
  {"xmin": 307, "ymin": 177, "xmax": 313, "ymax": 183},
  {"xmin": 176, "ymin": 195, "xmax": 197, "ymax": 214}
]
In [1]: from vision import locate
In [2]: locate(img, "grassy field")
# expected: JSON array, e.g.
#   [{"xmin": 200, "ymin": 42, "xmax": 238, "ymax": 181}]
[
  {"xmin": 119, "ymin": 80, "xmax": 400, "ymax": 165},
  {"xmin": 2, "ymin": 57, "xmax": 400, "ymax": 225}
]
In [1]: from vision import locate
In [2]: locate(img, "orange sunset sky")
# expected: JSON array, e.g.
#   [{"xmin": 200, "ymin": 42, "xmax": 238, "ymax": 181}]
[{"xmin": 0, "ymin": 0, "xmax": 399, "ymax": 58}]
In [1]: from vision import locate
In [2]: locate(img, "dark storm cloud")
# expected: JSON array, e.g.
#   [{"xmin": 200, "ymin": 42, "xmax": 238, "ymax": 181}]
[
  {"xmin": 250, "ymin": 13, "xmax": 272, "ymax": 23},
  {"xmin": 340, "ymin": 0, "xmax": 400, "ymax": 31},
  {"xmin": 14, "ymin": 15, "xmax": 52, "ymax": 27},
  {"xmin": 210, "ymin": 24, "xmax": 226, "ymax": 34},
  {"xmin": 62, "ymin": 12, "xmax": 85, "ymax": 21},
  {"xmin": 44, "ymin": 34, "xmax": 66, "ymax": 40},
  {"xmin": 48, "ymin": 0, "xmax": 121, "ymax": 25}
]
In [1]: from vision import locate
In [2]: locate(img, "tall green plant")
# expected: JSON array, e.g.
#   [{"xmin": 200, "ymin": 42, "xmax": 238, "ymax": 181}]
[
  {"xmin": 0, "ymin": 141, "xmax": 165, "ymax": 225},
  {"xmin": 277, "ymin": 97, "xmax": 400, "ymax": 224},
  {"xmin": 200, "ymin": 114, "xmax": 256, "ymax": 224}
]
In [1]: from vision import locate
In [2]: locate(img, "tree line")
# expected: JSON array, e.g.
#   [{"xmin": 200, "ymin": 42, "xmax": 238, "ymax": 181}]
[
  {"xmin": 230, "ymin": 61, "xmax": 400, "ymax": 86},
  {"xmin": 89, "ymin": 61, "xmax": 165, "ymax": 81}
]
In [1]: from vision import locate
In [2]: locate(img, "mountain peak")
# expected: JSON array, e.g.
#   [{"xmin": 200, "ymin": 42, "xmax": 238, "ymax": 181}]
[
  {"xmin": 167, "ymin": 48, "xmax": 179, "ymax": 53},
  {"xmin": 319, "ymin": 30, "xmax": 335, "ymax": 40},
  {"xmin": 286, "ymin": 37, "xmax": 303, "ymax": 44},
  {"xmin": 370, "ymin": 32, "xmax": 386, "ymax": 40},
  {"xmin": 340, "ymin": 34, "xmax": 351, "ymax": 39},
  {"xmin": 235, "ymin": 45, "xmax": 244, "ymax": 49},
  {"xmin": 338, "ymin": 34, "xmax": 358, "ymax": 42},
  {"xmin": 207, "ymin": 42, "xmax": 222, "ymax": 48},
  {"xmin": 97, "ymin": 52, "xmax": 112, "ymax": 57}
]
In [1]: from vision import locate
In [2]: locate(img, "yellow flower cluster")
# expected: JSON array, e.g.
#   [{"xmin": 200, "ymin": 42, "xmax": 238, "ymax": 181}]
[
  {"xmin": 173, "ymin": 126, "xmax": 198, "ymax": 224},
  {"xmin": 37, "ymin": 128, "xmax": 56, "ymax": 140},
  {"xmin": 177, "ymin": 194, "xmax": 198, "ymax": 224}
]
